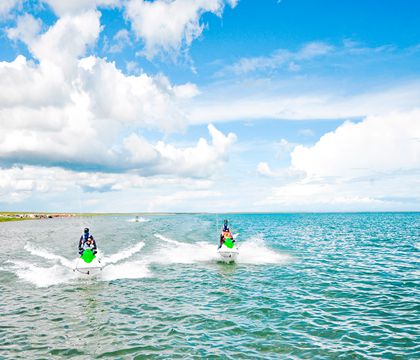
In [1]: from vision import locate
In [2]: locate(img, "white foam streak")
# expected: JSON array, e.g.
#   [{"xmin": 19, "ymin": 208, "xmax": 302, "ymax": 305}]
[
  {"xmin": 154, "ymin": 233, "xmax": 183, "ymax": 245},
  {"xmin": 237, "ymin": 237, "xmax": 292, "ymax": 264},
  {"xmin": 9, "ymin": 260, "xmax": 77, "ymax": 287},
  {"xmin": 24, "ymin": 243, "xmax": 74, "ymax": 268},
  {"xmin": 100, "ymin": 261, "xmax": 150, "ymax": 281},
  {"xmin": 14, "ymin": 242, "xmax": 150, "ymax": 287},
  {"xmin": 11, "ymin": 235, "xmax": 291, "ymax": 288},
  {"xmin": 102, "ymin": 241, "xmax": 145, "ymax": 264},
  {"xmin": 127, "ymin": 217, "xmax": 150, "ymax": 222},
  {"xmin": 9, "ymin": 258, "xmax": 150, "ymax": 286},
  {"xmin": 153, "ymin": 233, "xmax": 218, "ymax": 263},
  {"xmin": 153, "ymin": 233, "xmax": 292, "ymax": 265}
]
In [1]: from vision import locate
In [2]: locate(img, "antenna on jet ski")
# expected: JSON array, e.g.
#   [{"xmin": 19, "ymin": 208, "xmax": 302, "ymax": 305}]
[
  {"xmin": 77, "ymin": 184, "xmax": 89, "ymax": 232},
  {"xmin": 216, "ymin": 213, "xmax": 219, "ymax": 243}
]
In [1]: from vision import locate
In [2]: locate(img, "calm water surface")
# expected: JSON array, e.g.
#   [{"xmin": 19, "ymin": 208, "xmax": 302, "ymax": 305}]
[{"xmin": 0, "ymin": 213, "xmax": 419, "ymax": 359}]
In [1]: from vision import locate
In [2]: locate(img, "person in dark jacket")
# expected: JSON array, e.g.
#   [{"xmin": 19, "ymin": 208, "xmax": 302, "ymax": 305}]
[
  {"xmin": 223, "ymin": 219, "xmax": 229, "ymax": 232},
  {"xmin": 219, "ymin": 220, "xmax": 234, "ymax": 248},
  {"xmin": 78, "ymin": 228, "xmax": 97, "ymax": 255}
]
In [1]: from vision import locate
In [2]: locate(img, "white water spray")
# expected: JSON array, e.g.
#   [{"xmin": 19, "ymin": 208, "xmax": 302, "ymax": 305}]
[
  {"xmin": 101, "ymin": 241, "xmax": 145, "ymax": 264},
  {"xmin": 153, "ymin": 233, "xmax": 292, "ymax": 265}
]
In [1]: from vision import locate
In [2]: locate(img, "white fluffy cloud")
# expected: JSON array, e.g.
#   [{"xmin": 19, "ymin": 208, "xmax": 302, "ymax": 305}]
[
  {"xmin": 257, "ymin": 182, "xmax": 388, "ymax": 211},
  {"xmin": 78, "ymin": 56, "xmax": 199, "ymax": 130},
  {"xmin": 123, "ymin": 124, "xmax": 236, "ymax": 177},
  {"xmin": 6, "ymin": 13, "xmax": 41, "ymax": 43},
  {"xmin": 3, "ymin": 11, "xmax": 101, "ymax": 109},
  {"xmin": 147, "ymin": 189, "xmax": 222, "ymax": 211},
  {"xmin": 0, "ymin": 5, "xmax": 238, "ymax": 214},
  {"xmin": 0, "ymin": 0, "xmax": 21, "ymax": 18},
  {"xmin": 256, "ymin": 162, "xmax": 305, "ymax": 185},
  {"xmin": 188, "ymin": 81, "xmax": 420, "ymax": 124},
  {"xmin": 256, "ymin": 170, "xmax": 420, "ymax": 211},
  {"xmin": 30, "ymin": 11, "xmax": 101, "ymax": 72},
  {"xmin": 0, "ymin": 166, "xmax": 84, "ymax": 203},
  {"xmin": 1, "ymin": 13, "xmax": 111, "ymax": 169},
  {"xmin": 220, "ymin": 41, "xmax": 333, "ymax": 75},
  {"xmin": 0, "ymin": 55, "xmax": 230, "ymax": 174},
  {"xmin": 1, "ymin": 9, "xmax": 229, "ymax": 178},
  {"xmin": 290, "ymin": 110, "xmax": 420, "ymax": 179},
  {"xmin": 42, "ymin": 0, "xmax": 120, "ymax": 16},
  {"xmin": 0, "ymin": 165, "xmax": 215, "ymax": 208},
  {"xmin": 108, "ymin": 29, "xmax": 131, "ymax": 53},
  {"xmin": 125, "ymin": 0, "xmax": 237, "ymax": 59},
  {"xmin": 257, "ymin": 162, "xmax": 273, "ymax": 177},
  {"xmin": 256, "ymin": 110, "xmax": 420, "ymax": 210}
]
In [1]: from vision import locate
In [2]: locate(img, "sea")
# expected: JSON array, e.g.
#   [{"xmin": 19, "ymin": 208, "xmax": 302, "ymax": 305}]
[{"xmin": 0, "ymin": 213, "xmax": 419, "ymax": 359}]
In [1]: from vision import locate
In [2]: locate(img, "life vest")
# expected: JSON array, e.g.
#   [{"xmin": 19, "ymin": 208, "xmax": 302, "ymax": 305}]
[
  {"xmin": 83, "ymin": 241, "xmax": 93, "ymax": 250},
  {"xmin": 222, "ymin": 231, "xmax": 232, "ymax": 239}
]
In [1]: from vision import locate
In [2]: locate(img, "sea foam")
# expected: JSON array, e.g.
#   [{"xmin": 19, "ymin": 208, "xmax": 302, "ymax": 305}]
[
  {"xmin": 153, "ymin": 233, "xmax": 292, "ymax": 265},
  {"xmin": 11, "ymin": 242, "xmax": 150, "ymax": 287}
]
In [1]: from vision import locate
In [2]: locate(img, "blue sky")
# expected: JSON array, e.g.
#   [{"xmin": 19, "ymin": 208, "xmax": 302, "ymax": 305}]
[{"xmin": 0, "ymin": 0, "xmax": 419, "ymax": 212}]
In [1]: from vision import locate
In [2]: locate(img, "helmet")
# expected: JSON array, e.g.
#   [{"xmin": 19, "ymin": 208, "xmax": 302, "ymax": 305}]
[{"xmin": 84, "ymin": 228, "xmax": 89, "ymax": 233}]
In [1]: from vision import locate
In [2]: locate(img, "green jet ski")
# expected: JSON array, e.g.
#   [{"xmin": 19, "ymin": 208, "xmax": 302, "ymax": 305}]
[{"xmin": 74, "ymin": 249, "xmax": 103, "ymax": 275}]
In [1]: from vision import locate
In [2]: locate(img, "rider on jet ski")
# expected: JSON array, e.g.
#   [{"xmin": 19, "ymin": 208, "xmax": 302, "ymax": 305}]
[
  {"xmin": 219, "ymin": 220, "xmax": 234, "ymax": 248},
  {"xmin": 78, "ymin": 228, "xmax": 97, "ymax": 255}
]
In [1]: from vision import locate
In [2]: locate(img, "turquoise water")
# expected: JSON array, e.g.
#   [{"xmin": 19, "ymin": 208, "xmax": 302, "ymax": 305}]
[{"xmin": 0, "ymin": 213, "xmax": 419, "ymax": 359}]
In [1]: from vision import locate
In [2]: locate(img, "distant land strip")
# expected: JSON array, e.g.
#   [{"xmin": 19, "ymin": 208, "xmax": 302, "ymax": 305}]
[
  {"xmin": 0, "ymin": 212, "xmax": 77, "ymax": 222},
  {"xmin": 0, "ymin": 212, "xmax": 177, "ymax": 222}
]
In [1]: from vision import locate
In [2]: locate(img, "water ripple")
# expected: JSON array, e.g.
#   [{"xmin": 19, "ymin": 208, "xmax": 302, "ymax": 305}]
[{"xmin": 0, "ymin": 213, "xmax": 419, "ymax": 359}]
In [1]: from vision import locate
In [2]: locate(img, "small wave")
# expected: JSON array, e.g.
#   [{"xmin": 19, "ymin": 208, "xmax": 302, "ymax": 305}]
[
  {"xmin": 8, "ymin": 260, "xmax": 76, "ymax": 287},
  {"xmin": 237, "ymin": 237, "xmax": 292, "ymax": 264},
  {"xmin": 153, "ymin": 234, "xmax": 218, "ymax": 263},
  {"xmin": 14, "ymin": 242, "xmax": 149, "ymax": 286},
  {"xmin": 154, "ymin": 233, "xmax": 184, "ymax": 245},
  {"xmin": 100, "ymin": 261, "xmax": 151, "ymax": 281},
  {"xmin": 127, "ymin": 217, "xmax": 149, "ymax": 223},
  {"xmin": 24, "ymin": 243, "xmax": 75, "ymax": 268},
  {"xmin": 102, "ymin": 241, "xmax": 145, "ymax": 265},
  {"xmin": 7, "ymin": 258, "xmax": 151, "ymax": 286}
]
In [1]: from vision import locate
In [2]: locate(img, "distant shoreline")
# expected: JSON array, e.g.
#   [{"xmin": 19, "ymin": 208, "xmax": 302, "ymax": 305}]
[
  {"xmin": 0, "ymin": 212, "xmax": 177, "ymax": 222},
  {"xmin": 0, "ymin": 211, "xmax": 418, "ymax": 222},
  {"xmin": 0, "ymin": 212, "xmax": 77, "ymax": 222}
]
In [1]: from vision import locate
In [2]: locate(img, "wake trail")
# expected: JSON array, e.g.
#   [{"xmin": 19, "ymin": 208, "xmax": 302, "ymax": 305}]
[
  {"xmin": 11, "ymin": 235, "xmax": 291, "ymax": 288},
  {"xmin": 8, "ymin": 258, "xmax": 151, "ymax": 286},
  {"xmin": 102, "ymin": 241, "xmax": 145, "ymax": 264},
  {"xmin": 153, "ymin": 233, "xmax": 292, "ymax": 265},
  {"xmin": 127, "ymin": 217, "xmax": 150, "ymax": 223},
  {"xmin": 100, "ymin": 261, "xmax": 150, "ymax": 281},
  {"xmin": 236, "ymin": 237, "xmax": 293, "ymax": 264},
  {"xmin": 154, "ymin": 233, "xmax": 184, "ymax": 245},
  {"xmin": 7, "ymin": 260, "xmax": 77, "ymax": 287},
  {"xmin": 12, "ymin": 241, "xmax": 150, "ymax": 287},
  {"xmin": 152, "ymin": 233, "xmax": 218, "ymax": 263},
  {"xmin": 24, "ymin": 243, "xmax": 75, "ymax": 268}
]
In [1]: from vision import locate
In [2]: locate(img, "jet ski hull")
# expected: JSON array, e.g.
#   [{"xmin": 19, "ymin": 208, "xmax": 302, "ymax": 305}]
[
  {"xmin": 217, "ymin": 245, "xmax": 239, "ymax": 263},
  {"xmin": 74, "ymin": 257, "xmax": 103, "ymax": 275}
]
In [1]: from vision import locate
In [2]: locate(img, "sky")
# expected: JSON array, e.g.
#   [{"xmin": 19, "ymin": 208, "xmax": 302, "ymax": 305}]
[{"xmin": 0, "ymin": 0, "xmax": 419, "ymax": 212}]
